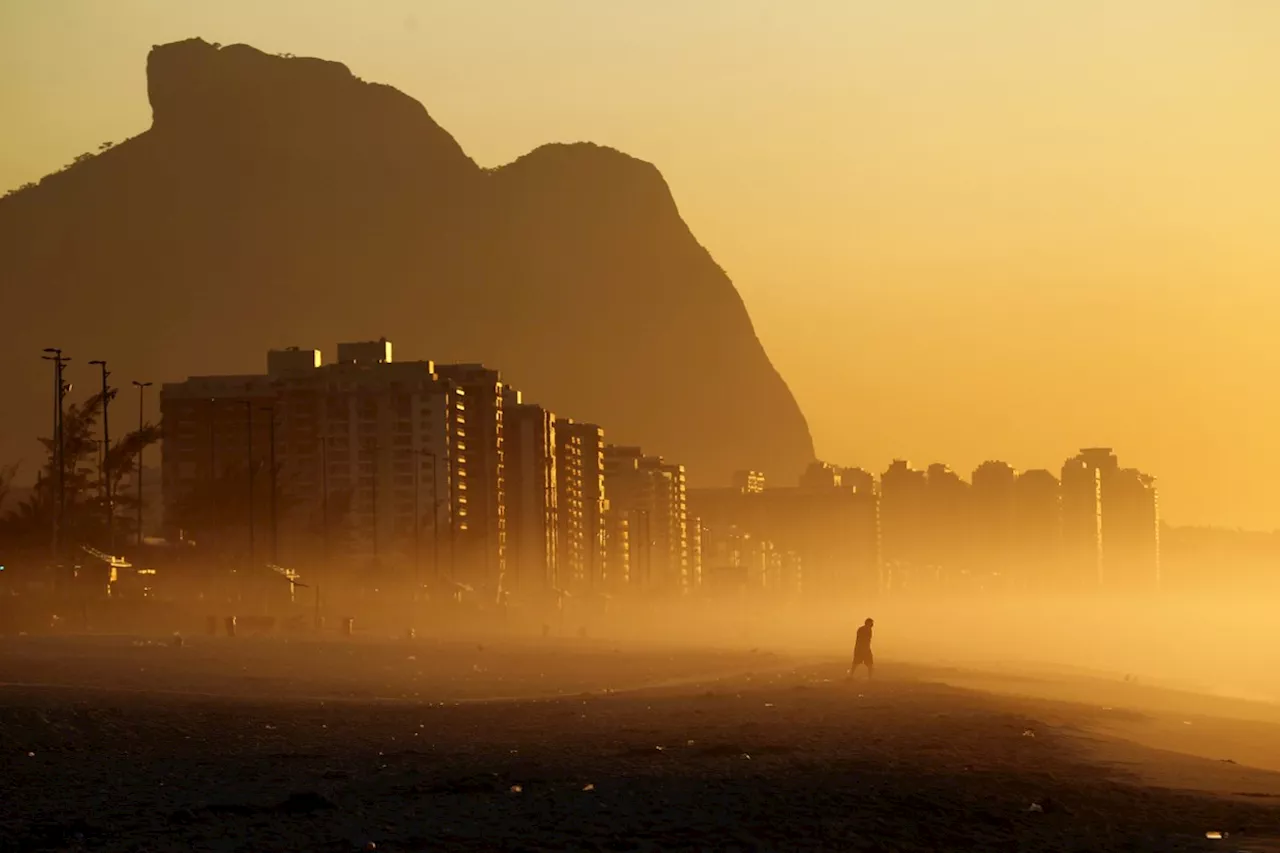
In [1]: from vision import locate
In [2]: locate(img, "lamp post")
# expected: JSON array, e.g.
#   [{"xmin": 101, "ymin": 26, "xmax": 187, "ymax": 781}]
[
  {"xmin": 320, "ymin": 435, "xmax": 329, "ymax": 561},
  {"xmin": 414, "ymin": 453, "xmax": 421, "ymax": 603},
  {"xmin": 244, "ymin": 401, "xmax": 254, "ymax": 568},
  {"xmin": 266, "ymin": 407, "xmax": 277, "ymax": 565},
  {"xmin": 132, "ymin": 381, "xmax": 152, "ymax": 546},
  {"xmin": 41, "ymin": 348, "xmax": 69, "ymax": 558},
  {"xmin": 365, "ymin": 437, "xmax": 379, "ymax": 563},
  {"xmin": 89, "ymin": 360, "xmax": 113, "ymax": 549}
]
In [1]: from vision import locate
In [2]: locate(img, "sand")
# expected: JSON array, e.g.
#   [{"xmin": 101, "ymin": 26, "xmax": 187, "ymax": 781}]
[{"xmin": 2, "ymin": 636, "xmax": 1280, "ymax": 852}]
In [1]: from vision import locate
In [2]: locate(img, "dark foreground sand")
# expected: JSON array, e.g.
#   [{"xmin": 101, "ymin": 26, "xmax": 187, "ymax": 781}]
[{"xmin": 2, "ymin": 637, "xmax": 1280, "ymax": 852}]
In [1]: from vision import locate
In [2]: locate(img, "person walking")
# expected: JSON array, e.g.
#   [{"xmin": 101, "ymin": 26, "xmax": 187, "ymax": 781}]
[{"xmin": 851, "ymin": 617, "xmax": 874, "ymax": 679}]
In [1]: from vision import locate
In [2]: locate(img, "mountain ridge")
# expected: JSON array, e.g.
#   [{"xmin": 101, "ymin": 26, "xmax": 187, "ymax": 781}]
[{"xmin": 0, "ymin": 37, "xmax": 815, "ymax": 487}]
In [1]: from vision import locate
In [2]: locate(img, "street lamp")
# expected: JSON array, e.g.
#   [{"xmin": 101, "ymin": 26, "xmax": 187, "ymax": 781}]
[
  {"xmin": 88, "ymin": 360, "xmax": 113, "ymax": 549},
  {"xmin": 41, "ymin": 348, "xmax": 70, "ymax": 557},
  {"xmin": 132, "ymin": 380, "xmax": 152, "ymax": 546}
]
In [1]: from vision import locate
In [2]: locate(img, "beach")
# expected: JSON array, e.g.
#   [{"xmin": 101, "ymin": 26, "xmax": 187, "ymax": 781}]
[{"xmin": 2, "ymin": 636, "xmax": 1279, "ymax": 852}]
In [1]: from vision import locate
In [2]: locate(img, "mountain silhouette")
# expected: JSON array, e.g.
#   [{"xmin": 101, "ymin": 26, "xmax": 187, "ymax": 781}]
[{"xmin": 0, "ymin": 38, "xmax": 814, "ymax": 488}]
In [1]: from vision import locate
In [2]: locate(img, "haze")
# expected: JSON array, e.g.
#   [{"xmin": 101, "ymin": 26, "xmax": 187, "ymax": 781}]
[{"xmin": 5, "ymin": 0, "xmax": 1280, "ymax": 528}]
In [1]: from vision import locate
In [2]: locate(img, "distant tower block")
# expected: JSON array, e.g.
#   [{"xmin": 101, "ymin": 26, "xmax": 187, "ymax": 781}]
[
  {"xmin": 731, "ymin": 470, "xmax": 766, "ymax": 494},
  {"xmin": 336, "ymin": 338, "xmax": 393, "ymax": 365},
  {"xmin": 267, "ymin": 346, "xmax": 321, "ymax": 377}
]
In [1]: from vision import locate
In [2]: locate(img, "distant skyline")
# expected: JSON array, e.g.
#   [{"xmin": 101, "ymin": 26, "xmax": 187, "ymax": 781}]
[{"xmin": 4, "ymin": 1, "xmax": 1280, "ymax": 528}]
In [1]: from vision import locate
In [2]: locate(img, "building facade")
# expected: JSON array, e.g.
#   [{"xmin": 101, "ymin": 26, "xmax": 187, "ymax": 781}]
[
  {"xmin": 161, "ymin": 342, "xmax": 467, "ymax": 598},
  {"xmin": 556, "ymin": 420, "xmax": 606, "ymax": 594},
  {"xmin": 434, "ymin": 364, "xmax": 506, "ymax": 601},
  {"xmin": 603, "ymin": 446, "xmax": 691, "ymax": 594},
  {"xmin": 504, "ymin": 393, "xmax": 558, "ymax": 601}
]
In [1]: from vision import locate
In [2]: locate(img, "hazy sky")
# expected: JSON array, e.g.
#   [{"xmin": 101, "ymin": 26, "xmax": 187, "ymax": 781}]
[{"xmin": 4, "ymin": 1, "xmax": 1280, "ymax": 528}]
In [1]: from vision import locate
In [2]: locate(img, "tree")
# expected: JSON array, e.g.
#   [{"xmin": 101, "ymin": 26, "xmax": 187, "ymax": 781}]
[
  {"xmin": 0, "ymin": 462, "xmax": 17, "ymax": 514},
  {"xmin": 0, "ymin": 391, "xmax": 159, "ymax": 553}
]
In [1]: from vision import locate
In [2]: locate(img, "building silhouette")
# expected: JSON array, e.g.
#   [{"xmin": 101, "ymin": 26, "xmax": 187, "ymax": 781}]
[
  {"xmin": 688, "ymin": 461, "xmax": 878, "ymax": 599},
  {"xmin": 603, "ymin": 447, "xmax": 690, "ymax": 594},
  {"xmin": 161, "ymin": 340, "xmax": 1163, "ymax": 606},
  {"xmin": 925, "ymin": 463, "xmax": 969, "ymax": 588},
  {"xmin": 1012, "ymin": 468, "xmax": 1062, "ymax": 590},
  {"xmin": 1060, "ymin": 448, "xmax": 1112, "ymax": 589},
  {"xmin": 1057, "ymin": 448, "xmax": 1158, "ymax": 592},
  {"xmin": 879, "ymin": 460, "xmax": 927, "ymax": 592},
  {"xmin": 160, "ymin": 342, "xmax": 467, "ymax": 599},
  {"xmin": 555, "ymin": 420, "xmax": 606, "ymax": 594},
  {"xmin": 434, "ymin": 364, "xmax": 506, "ymax": 601},
  {"xmin": 603, "ymin": 501, "xmax": 631, "ymax": 591},
  {"xmin": 731, "ymin": 470, "xmax": 766, "ymax": 494},
  {"xmin": 503, "ymin": 390, "xmax": 558, "ymax": 601},
  {"xmin": 1101, "ymin": 467, "xmax": 1161, "ymax": 591},
  {"xmin": 971, "ymin": 461, "xmax": 1017, "ymax": 587}
]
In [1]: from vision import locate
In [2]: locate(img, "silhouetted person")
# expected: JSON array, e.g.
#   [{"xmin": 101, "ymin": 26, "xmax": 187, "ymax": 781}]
[{"xmin": 851, "ymin": 618, "xmax": 874, "ymax": 679}]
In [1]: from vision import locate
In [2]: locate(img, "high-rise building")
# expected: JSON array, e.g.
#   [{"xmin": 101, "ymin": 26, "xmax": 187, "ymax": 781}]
[
  {"xmin": 267, "ymin": 346, "xmax": 322, "ymax": 376},
  {"xmin": 688, "ymin": 515, "xmax": 704, "ymax": 590},
  {"xmin": 701, "ymin": 525, "xmax": 778, "ymax": 592},
  {"xmin": 503, "ymin": 391, "xmax": 558, "ymax": 600},
  {"xmin": 1060, "ymin": 449, "xmax": 1114, "ymax": 589},
  {"xmin": 925, "ymin": 464, "xmax": 969, "ymax": 586},
  {"xmin": 603, "ymin": 501, "xmax": 631, "ymax": 590},
  {"xmin": 160, "ymin": 373, "xmax": 277, "ymax": 565},
  {"xmin": 783, "ymin": 461, "xmax": 879, "ymax": 596},
  {"xmin": 689, "ymin": 462, "xmax": 878, "ymax": 600},
  {"xmin": 556, "ymin": 420, "xmax": 606, "ymax": 593},
  {"xmin": 645, "ymin": 455, "xmax": 690, "ymax": 593},
  {"xmin": 603, "ymin": 446, "xmax": 689, "ymax": 594},
  {"xmin": 604, "ymin": 447, "xmax": 645, "ymax": 590},
  {"xmin": 1102, "ymin": 468, "xmax": 1160, "ymax": 592},
  {"xmin": 839, "ymin": 466, "xmax": 875, "ymax": 495},
  {"xmin": 799, "ymin": 461, "xmax": 842, "ymax": 491},
  {"xmin": 731, "ymin": 470, "xmax": 766, "ymax": 494},
  {"xmin": 434, "ymin": 364, "xmax": 506, "ymax": 601},
  {"xmin": 971, "ymin": 461, "xmax": 1017, "ymax": 584},
  {"xmin": 1012, "ymin": 468, "xmax": 1061, "ymax": 590},
  {"xmin": 335, "ymin": 338, "xmax": 392, "ymax": 366},
  {"xmin": 160, "ymin": 343, "xmax": 465, "ymax": 598},
  {"xmin": 879, "ymin": 460, "xmax": 927, "ymax": 592}
]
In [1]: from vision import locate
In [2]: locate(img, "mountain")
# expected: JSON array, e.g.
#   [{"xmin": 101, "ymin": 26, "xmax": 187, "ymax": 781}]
[{"xmin": 0, "ymin": 38, "xmax": 814, "ymax": 487}]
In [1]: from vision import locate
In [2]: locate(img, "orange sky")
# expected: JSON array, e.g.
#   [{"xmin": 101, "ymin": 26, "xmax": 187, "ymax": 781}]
[{"xmin": 4, "ymin": 1, "xmax": 1280, "ymax": 529}]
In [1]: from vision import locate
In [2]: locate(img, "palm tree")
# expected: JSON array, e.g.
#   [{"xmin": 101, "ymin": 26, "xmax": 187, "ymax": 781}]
[{"xmin": 0, "ymin": 391, "xmax": 159, "ymax": 553}]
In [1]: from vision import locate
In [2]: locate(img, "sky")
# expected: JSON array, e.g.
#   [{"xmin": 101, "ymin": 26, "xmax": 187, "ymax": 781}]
[{"xmin": 3, "ymin": 0, "xmax": 1280, "ymax": 529}]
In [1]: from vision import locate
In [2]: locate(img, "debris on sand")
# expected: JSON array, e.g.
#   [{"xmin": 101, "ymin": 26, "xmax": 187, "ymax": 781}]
[{"xmin": 276, "ymin": 791, "xmax": 338, "ymax": 814}]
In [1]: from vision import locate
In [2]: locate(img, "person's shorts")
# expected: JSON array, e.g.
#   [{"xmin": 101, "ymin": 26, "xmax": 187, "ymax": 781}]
[{"xmin": 852, "ymin": 650, "xmax": 873, "ymax": 667}]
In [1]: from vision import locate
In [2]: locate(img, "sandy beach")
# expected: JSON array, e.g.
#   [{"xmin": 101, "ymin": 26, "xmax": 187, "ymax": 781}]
[{"xmin": 2, "ymin": 636, "xmax": 1280, "ymax": 852}]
